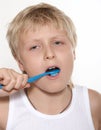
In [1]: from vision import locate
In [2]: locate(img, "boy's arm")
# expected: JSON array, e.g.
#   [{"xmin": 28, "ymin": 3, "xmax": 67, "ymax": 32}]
[
  {"xmin": 89, "ymin": 89, "xmax": 101, "ymax": 130},
  {"xmin": 0, "ymin": 96, "xmax": 9, "ymax": 130}
]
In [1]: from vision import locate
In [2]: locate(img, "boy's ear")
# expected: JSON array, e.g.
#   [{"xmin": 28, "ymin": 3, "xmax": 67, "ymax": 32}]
[
  {"xmin": 73, "ymin": 50, "xmax": 76, "ymax": 60},
  {"xmin": 16, "ymin": 59, "xmax": 25, "ymax": 72}
]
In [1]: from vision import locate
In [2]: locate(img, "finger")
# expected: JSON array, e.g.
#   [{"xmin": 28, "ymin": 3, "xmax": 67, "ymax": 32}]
[
  {"xmin": 20, "ymin": 74, "xmax": 29, "ymax": 88},
  {"xmin": 13, "ymin": 73, "xmax": 29, "ymax": 89},
  {"xmin": 3, "ymin": 78, "xmax": 16, "ymax": 92},
  {"xmin": 13, "ymin": 74, "xmax": 24, "ymax": 89},
  {"xmin": 0, "ymin": 69, "xmax": 12, "ymax": 86},
  {"xmin": 0, "ymin": 88, "xmax": 18, "ymax": 97},
  {"xmin": 2, "ymin": 69, "xmax": 17, "ymax": 91}
]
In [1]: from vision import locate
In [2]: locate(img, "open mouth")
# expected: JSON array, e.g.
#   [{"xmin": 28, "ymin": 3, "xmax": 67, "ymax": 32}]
[{"xmin": 46, "ymin": 67, "xmax": 60, "ymax": 76}]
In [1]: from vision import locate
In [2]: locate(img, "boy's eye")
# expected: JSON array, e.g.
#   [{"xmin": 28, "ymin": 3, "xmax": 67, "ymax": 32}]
[
  {"xmin": 30, "ymin": 45, "xmax": 39, "ymax": 50},
  {"xmin": 54, "ymin": 41, "xmax": 62, "ymax": 45},
  {"xmin": 32, "ymin": 46, "xmax": 37, "ymax": 49}
]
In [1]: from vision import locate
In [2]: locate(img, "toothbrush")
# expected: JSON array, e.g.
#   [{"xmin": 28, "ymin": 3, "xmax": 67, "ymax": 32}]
[
  {"xmin": 0, "ymin": 69, "xmax": 60, "ymax": 89},
  {"xmin": 27, "ymin": 68, "xmax": 60, "ymax": 83}
]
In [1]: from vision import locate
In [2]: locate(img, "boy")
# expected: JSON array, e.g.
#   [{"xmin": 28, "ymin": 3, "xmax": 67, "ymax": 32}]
[{"xmin": 0, "ymin": 3, "xmax": 101, "ymax": 130}]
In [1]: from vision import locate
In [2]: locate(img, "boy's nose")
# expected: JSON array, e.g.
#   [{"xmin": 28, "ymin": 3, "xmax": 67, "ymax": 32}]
[
  {"xmin": 44, "ymin": 46, "xmax": 55, "ymax": 60},
  {"xmin": 45, "ymin": 55, "xmax": 55, "ymax": 60}
]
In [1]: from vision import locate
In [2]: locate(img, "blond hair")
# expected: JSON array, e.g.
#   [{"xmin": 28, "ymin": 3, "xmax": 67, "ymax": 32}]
[{"xmin": 6, "ymin": 3, "xmax": 77, "ymax": 59}]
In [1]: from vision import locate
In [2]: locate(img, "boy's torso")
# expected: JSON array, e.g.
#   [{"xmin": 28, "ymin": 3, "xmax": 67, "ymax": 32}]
[{"xmin": 5, "ymin": 86, "xmax": 95, "ymax": 130}]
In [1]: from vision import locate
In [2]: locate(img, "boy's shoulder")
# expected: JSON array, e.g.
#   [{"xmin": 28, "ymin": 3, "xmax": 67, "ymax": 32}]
[
  {"xmin": 88, "ymin": 88, "xmax": 101, "ymax": 113},
  {"xmin": 0, "ymin": 96, "xmax": 9, "ymax": 130},
  {"xmin": 88, "ymin": 89, "xmax": 101, "ymax": 130}
]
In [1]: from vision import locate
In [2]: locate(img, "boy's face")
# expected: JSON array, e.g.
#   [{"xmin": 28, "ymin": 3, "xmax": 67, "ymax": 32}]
[{"xmin": 17, "ymin": 24, "xmax": 75, "ymax": 93}]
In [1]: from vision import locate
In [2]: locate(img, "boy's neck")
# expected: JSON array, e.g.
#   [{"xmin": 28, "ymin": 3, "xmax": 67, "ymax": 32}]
[{"xmin": 25, "ymin": 86, "xmax": 72, "ymax": 115}]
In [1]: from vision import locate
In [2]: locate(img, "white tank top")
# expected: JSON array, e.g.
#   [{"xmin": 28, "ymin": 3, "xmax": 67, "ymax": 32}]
[{"xmin": 6, "ymin": 86, "xmax": 95, "ymax": 130}]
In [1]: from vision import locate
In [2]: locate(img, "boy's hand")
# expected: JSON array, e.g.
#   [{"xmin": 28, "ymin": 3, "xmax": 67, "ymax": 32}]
[{"xmin": 0, "ymin": 68, "xmax": 30, "ymax": 97}]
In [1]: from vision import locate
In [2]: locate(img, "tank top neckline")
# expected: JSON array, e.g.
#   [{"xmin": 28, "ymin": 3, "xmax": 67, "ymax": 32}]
[{"xmin": 20, "ymin": 87, "xmax": 77, "ymax": 119}]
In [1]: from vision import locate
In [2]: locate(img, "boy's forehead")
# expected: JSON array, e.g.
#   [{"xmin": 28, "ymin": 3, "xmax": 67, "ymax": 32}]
[
  {"xmin": 20, "ymin": 24, "xmax": 67, "ymax": 38},
  {"xmin": 20, "ymin": 23, "xmax": 67, "ymax": 34}
]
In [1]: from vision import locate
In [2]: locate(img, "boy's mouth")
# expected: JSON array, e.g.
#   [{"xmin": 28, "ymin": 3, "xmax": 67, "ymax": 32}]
[{"xmin": 46, "ymin": 67, "xmax": 60, "ymax": 76}]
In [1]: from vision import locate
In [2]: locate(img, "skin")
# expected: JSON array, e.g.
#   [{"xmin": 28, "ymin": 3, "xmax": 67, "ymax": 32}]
[{"xmin": 0, "ymin": 25, "xmax": 101, "ymax": 130}]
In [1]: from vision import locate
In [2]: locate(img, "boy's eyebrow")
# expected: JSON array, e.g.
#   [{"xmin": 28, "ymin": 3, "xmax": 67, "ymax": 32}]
[
  {"xmin": 23, "ymin": 33, "xmax": 67, "ymax": 45},
  {"xmin": 51, "ymin": 34, "xmax": 67, "ymax": 39},
  {"xmin": 26, "ymin": 36, "xmax": 66, "ymax": 44},
  {"xmin": 23, "ymin": 39, "xmax": 41, "ymax": 44}
]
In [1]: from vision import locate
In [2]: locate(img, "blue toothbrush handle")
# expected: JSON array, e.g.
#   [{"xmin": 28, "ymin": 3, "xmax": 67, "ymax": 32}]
[
  {"xmin": 27, "ymin": 72, "xmax": 46, "ymax": 83},
  {"xmin": 0, "ymin": 84, "xmax": 3, "ymax": 89}
]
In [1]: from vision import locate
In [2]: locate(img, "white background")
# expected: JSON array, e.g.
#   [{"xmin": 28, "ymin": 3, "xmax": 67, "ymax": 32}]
[{"xmin": 0, "ymin": 0, "xmax": 101, "ymax": 92}]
